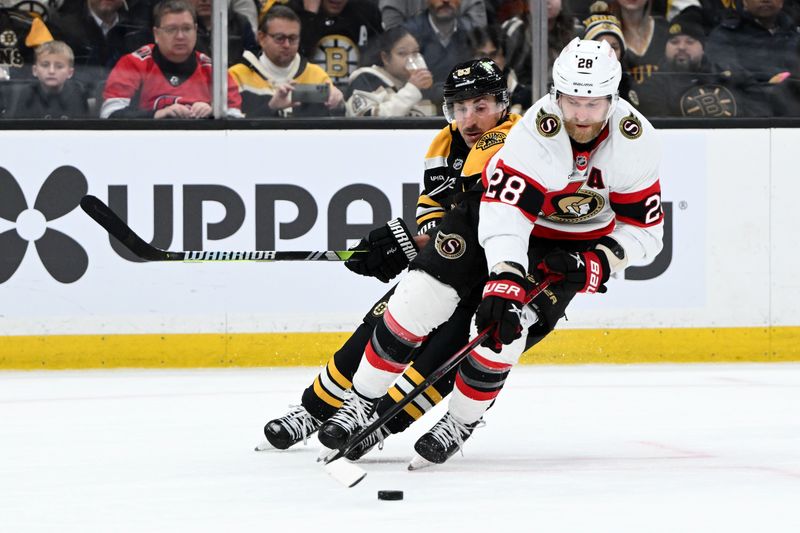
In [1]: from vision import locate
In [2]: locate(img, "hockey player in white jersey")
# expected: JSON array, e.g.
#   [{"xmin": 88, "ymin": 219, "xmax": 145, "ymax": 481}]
[{"xmin": 318, "ymin": 38, "xmax": 664, "ymax": 468}]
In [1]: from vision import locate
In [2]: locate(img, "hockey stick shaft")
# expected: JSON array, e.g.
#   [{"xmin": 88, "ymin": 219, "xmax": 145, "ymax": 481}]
[
  {"xmin": 322, "ymin": 277, "xmax": 553, "ymax": 465},
  {"xmin": 80, "ymin": 195, "xmax": 359, "ymax": 262}
]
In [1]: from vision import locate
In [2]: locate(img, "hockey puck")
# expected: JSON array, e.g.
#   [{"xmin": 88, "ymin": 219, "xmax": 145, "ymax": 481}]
[{"xmin": 377, "ymin": 490, "xmax": 403, "ymax": 501}]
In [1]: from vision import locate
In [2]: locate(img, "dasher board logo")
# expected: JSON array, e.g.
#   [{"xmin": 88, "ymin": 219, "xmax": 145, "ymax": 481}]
[
  {"xmin": 536, "ymin": 108, "xmax": 561, "ymax": 137},
  {"xmin": 476, "ymin": 131, "xmax": 506, "ymax": 151},
  {"xmin": 619, "ymin": 113, "xmax": 642, "ymax": 139},
  {"xmin": 434, "ymin": 231, "xmax": 466, "ymax": 259},
  {"xmin": 0, "ymin": 166, "xmax": 88, "ymax": 284},
  {"xmin": 545, "ymin": 189, "xmax": 605, "ymax": 223}
]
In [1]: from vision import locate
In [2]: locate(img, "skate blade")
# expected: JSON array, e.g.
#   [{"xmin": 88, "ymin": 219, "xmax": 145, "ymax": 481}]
[
  {"xmin": 407, "ymin": 454, "xmax": 436, "ymax": 471},
  {"xmin": 254, "ymin": 440, "xmax": 274, "ymax": 452},
  {"xmin": 317, "ymin": 446, "xmax": 336, "ymax": 463},
  {"xmin": 323, "ymin": 457, "xmax": 367, "ymax": 488}
]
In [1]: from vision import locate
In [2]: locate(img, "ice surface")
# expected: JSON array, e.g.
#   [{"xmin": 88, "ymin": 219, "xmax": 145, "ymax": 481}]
[{"xmin": 1, "ymin": 364, "xmax": 798, "ymax": 532}]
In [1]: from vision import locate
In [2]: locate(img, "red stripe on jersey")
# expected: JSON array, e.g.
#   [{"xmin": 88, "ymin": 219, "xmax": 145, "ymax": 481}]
[
  {"xmin": 364, "ymin": 340, "xmax": 407, "ymax": 373},
  {"xmin": 383, "ymin": 309, "xmax": 427, "ymax": 345},
  {"xmin": 532, "ymin": 219, "xmax": 615, "ymax": 240},
  {"xmin": 469, "ymin": 351, "xmax": 513, "ymax": 371},
  {"xmin": 609, "ymin": 180, "xmax": 661, "ymax": 204},
  {"xmin": 455, "ymin": 373, "xmax": 501, "ymax": 401}
]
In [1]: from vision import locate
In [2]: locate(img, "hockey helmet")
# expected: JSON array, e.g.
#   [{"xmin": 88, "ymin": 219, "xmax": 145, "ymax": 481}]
[
  {"xmin": 551, "ymin": 37, "xmax": 621, "ymax": 119},
  {"xmin": 442, "ymin": 59, "xmax": 508, "ymax": 122}
]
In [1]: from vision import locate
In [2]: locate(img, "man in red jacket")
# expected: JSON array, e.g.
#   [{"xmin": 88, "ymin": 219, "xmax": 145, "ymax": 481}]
[{"xmin": 100, "ymin": 0, "xmax": 242, "ymax": 118}]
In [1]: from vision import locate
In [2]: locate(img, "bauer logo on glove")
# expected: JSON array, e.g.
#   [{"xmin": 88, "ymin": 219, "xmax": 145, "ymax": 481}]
[{"xmin": 345, "ymin": 218, "xmax": 419, "ymax": 283}]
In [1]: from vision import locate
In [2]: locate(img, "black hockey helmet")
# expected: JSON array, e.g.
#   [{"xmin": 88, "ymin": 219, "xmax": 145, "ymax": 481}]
[{"xmin": 443, "ymin": 59, "xmax": 509, "ymax": 106}]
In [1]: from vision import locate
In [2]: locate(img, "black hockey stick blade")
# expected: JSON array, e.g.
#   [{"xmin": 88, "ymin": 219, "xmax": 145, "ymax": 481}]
[
  {"xmin": 80, "ymin": 195, "xmax": 358, "ymax": 262},
  {"xmin": 321, "ymin": 276, "xmax": 554, "ymax": 470}
]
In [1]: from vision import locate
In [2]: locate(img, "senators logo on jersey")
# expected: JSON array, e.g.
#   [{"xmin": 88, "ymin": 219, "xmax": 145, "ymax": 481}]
[
  {"xmin": 544, "ymin": 189, "xmax": 605, "ymax": 223},
  {"xmin": 619, "ymin": 114, "xmax": 643, "ymax": 140},
  {"xmin": 435, "ymin": 232, "xmax": 466, "ymax": 259},
  {"xmin": 536, "ymin": 108, "xmax": 561, "ymax": 138}
]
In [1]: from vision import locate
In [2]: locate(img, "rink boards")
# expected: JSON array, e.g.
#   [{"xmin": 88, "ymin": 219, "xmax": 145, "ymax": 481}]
[{"xmin": 0, "ymin": 128, "xmax": 797, "ymax": 368}]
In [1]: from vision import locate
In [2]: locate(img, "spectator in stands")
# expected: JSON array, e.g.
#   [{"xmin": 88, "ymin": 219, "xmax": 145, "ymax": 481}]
[
  {"xmin": 229, "ymin": 5, "xmax": 343, "ymax": 117},
  {"xmin": 2, "ymin": 40, "xmax": 90, "ymax": 118},
  {"xmin": 344, "ymin": 26, "xmax": 436, "ymax": 116},
  {"xmin": 100, "ymin": 0, "xmax": 242, "ymax": 118},
  {"xmin": 379, "ymin": 0, "xmax": 487, "ymax": 30},
  {"xmin": 47, "ymin": 0, "xmax": 143, "ymax": 96},
  {"xmin": 610, "ymin": 0, "xmax": 669, "ymax": 86},
  {"xmin": 284, "ymin": 0, "xmax": 382, "ymax": 90},
  {"xmin": 466, "ymin": 24, "xmax": 530, "ymax": 113},
  {"xmin": 0, "ymin": 2, "xmax": 53, "ymax": 80},
  {"xmin": 501, "ymin": 0, "xmax": 578, "ymax": 85},
  {"xmin": 636, "ymin": 14, "xmax": 743, "ymax": 116},
  {"xmin": 125, "ymin": 0, "xmax": 260, "ymax": 66},
  {"xmin": 404, "ymin": 0, "xmax": 476, "ymax": 105},
  {"xmin": 581, "ymin": 2, "xmax": 639, "ymax": 108},
  {"xmin": 705, "ymin": 0, "xmax": 799, "ymax": 116}
]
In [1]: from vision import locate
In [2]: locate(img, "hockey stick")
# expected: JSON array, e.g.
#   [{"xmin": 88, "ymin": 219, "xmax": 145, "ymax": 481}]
[
  {"xmin": 322, "ymin": 276, "xmax": 554, "ymax": 487},
  {"xmin": 80, "ymin": 195, "xmax": 359, "ymax": 262}
]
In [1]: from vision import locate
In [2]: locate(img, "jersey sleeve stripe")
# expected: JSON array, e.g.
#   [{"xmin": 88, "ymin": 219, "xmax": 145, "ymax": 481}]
[
  {"xmin": 424, "ymin": 156, "xmax": 448, "ymax": 170},
  {"xmin": 615, "ymin": 212, "xmax": 664, "ymax": 228},
  {"xmin": 609, "ymin": 179, "xmax": 661, "ymax": 204}
]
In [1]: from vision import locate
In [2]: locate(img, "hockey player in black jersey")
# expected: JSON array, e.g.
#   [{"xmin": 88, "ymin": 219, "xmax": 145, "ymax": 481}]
[{"xmin": 259, "ymin": 59, "xmax": 521, "ymax": 459}]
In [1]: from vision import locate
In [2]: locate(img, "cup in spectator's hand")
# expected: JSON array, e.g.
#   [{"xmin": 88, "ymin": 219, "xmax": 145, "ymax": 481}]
[
  {"xmin": 408, "ymin": 68, "xmax": 433, "ymax": 90},
  {"xmin": 405, "ymin": 53, "xmax": 427, "ymax": 72}
]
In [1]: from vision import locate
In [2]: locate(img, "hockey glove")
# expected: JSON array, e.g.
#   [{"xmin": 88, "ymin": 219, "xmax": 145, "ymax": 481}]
[
  {"xmin": 538, "ymin": 249, "xmax": 610, "ymax": 294},
  {"xmin": 345, "ymin": 218, "xmax": 419, "ymax": 283},
  {"xmin": 475, "ymin": 269, "xmax": 535, "ymax": 353}
]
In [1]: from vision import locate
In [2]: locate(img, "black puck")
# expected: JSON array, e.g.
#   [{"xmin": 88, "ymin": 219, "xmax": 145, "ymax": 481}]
[{"xmin": 377, "ymin": 490, "xmax": 403, "ymax": 501}]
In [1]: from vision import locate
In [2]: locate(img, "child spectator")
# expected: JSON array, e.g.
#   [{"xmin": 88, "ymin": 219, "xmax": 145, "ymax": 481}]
[
  {"xmin": 345, "ymin": 26, "xmax": 436, "ymax": 116},
  {"xmin": 2, "ymin": 40, "xmax": 90, "ymax": 118}
]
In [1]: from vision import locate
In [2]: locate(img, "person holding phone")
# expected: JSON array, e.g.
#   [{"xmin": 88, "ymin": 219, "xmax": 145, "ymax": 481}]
[
  {"xmin": 228, "ymin": 5, "xmax": 343, "ymax": 117},
  {"xmin": 345, "ymin": 26, "xmax": 437, "ymax": 117}
]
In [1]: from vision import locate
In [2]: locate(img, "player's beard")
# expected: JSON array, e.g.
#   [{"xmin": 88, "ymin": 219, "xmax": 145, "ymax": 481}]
[{"xmin": 565, "ymin": 120, "xmax": 605, "ymax": 144}]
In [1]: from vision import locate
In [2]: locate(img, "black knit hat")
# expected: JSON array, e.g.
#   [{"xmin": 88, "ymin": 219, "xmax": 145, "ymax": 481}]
[{"xmin": 667, "ymin": 13, "xmax": 706, "ymax": 45}]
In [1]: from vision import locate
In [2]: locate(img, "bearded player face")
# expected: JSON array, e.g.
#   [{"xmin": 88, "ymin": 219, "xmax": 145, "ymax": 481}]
[{"xmin": 559, "ymin": 94, "xmax": 611, "ymax": 143}]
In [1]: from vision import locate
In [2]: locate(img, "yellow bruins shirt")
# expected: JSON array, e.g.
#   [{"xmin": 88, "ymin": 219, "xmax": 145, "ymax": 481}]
[
  {"xmin": 416, "ymin": 113, "xmax": 522, "ymax": 234},
  {"xmin": 228, "ymin": 53, "xmax": 333, "ymax": 117}
]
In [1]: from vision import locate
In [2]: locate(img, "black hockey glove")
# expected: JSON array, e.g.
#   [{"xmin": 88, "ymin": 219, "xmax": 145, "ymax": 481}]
[
  {"xmin": 345, "ymin": 218, "xmax": 419, "ymax": 283},
  {"xmin": 475, "ymin": 270, "xmax": 535, "ymax": 353},
  {"xmin": 538, "ymin": 249, "xmax": 610, "ymax": 294}
]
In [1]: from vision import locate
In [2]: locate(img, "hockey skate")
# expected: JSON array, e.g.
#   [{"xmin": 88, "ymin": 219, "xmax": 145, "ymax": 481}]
[
  {"xmin": 318, "ymin": 391, "xmax": 378, "ymax": 450},
  {"xmin": 343, "ymin": 424, "xmax": 390, "ymax": 461},
  {"xmin": 259, "ymin": 405, "xmax": 321, "ymax": 450},
  {"xmin": 408, "ymin": 412, "xmax": 483, "ymax": 470}
]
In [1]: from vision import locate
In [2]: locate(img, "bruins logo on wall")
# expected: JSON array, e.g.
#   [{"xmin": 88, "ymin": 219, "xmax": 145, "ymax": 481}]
[
  {"xmin": 619, "ymin": 113, "xmax": 643, "ymax": 139},
  {"xmin": 476, "ymin": 131, "xmax": 506, "ymax": 151},
  {"xmin": 312, "ymin": 34, "xmax": 359, "ymax": 84},
  {"xmin": 544, "ymin": 189, "xmax": 605, "ymax": 223},
  {"xmin": 435, "ymin": 232, "xmax": 466, "ymax": 259},
  {"xmin": 536, "ymin": 108, "xmax": 561, "ymax": 137},
  {"xmin": 681, "ymin": 85, "xmax": 737, "ymax": 117}
]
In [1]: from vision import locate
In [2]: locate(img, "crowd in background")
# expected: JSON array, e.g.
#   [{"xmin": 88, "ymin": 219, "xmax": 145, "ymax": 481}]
[{"xmin": 1, "ymin": 0, "xmax": 799, "ymax": 119}]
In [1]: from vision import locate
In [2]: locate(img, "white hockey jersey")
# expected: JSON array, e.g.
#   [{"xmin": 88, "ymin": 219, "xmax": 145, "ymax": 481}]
[{"xmin": 479, "ymin": 95, "xmax": 664, "ymax": 274}]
